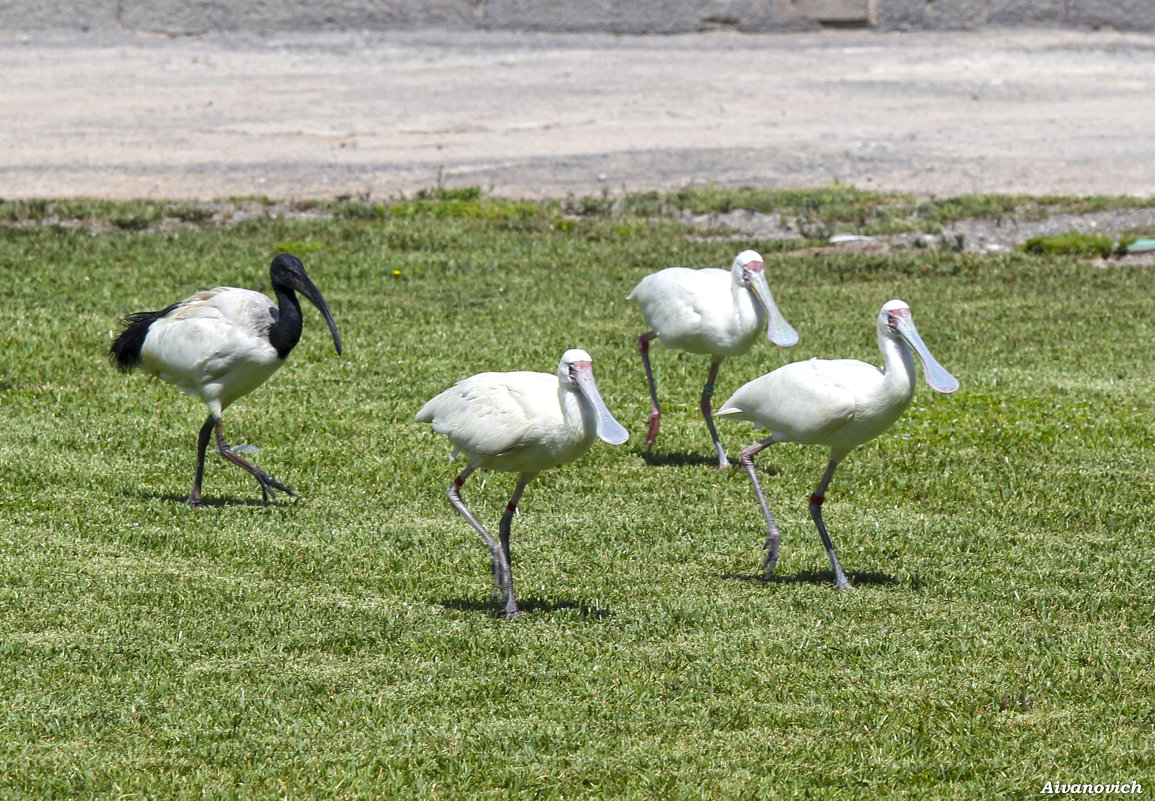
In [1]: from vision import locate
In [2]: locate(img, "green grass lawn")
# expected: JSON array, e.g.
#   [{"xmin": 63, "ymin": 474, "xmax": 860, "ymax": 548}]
[{"xmin": 1, "ymin": 189, "xmax": 1152, "ymax": 798}]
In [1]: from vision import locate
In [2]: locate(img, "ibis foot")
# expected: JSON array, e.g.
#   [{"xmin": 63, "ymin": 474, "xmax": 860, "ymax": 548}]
[{"xmin": 255, "ymin": 471, "xmax": 297, "ymax": 504}]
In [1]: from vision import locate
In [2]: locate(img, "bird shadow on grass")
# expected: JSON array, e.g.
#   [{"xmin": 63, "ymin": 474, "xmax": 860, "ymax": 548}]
[
  {"xmin": 720, "ymin": 568, "xmax": 900, "ymax": 588},
  {"xmin": 639, "ymin": 450, "xmax": 718, "ymax": 468},
  {"xmin": 640, "ymin": 450, "xmax": 785, "ymax": 476},
  {"xmin": 438, "ymin": 597, "xmax": 614, "ymax": 620},
  {"xmin": 122, "ymin": 490, "xmax": 289, "ymax": 509}
]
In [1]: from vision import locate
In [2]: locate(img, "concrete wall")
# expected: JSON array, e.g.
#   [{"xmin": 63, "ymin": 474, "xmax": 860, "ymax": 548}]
[
  {"xmin": 880, "ymin": 0, "xmax": 1155, "ymax": 31},
  {"xmin": 2, "ymin": 0, "xmax": 1153, "ymax": 34}
]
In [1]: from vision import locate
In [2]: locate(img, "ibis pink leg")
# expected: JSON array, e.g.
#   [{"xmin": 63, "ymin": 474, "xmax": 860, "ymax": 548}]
[
  {"xmin": 701, "ymin": 358, "xmax": 730, "ymax": 470},
  {"xmin": 738, "ymin": 437, "xmax": 784, "ymax": 577},
  {"xmin": 214, "ymin": 418, "xmax": 296, "ymax": 504},
  {"xmin": 809, "ymin": 459, "xmax": 853, "ymax": 590},
  {"xmin": 637, "ymin": 331, "xmax": 663, "ymax": 451},
  {"xmin": 188, "ymin": 414, "xmax": 215, "ymax": 507},
  {"xmin": 188, "ymin": 414, "xmax": 296, "ymax": 506},
  {"xmin": 447, "ymin": 466, "xmax": 520, "ymax": 619}
]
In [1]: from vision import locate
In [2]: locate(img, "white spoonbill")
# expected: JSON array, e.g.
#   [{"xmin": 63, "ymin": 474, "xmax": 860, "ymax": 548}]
[
  {"xmin": 416, "ymin": 349, "xmax": 629, "ymax": 619},
  {"xmin": 716, "ymin": 299, "xmax": 958, "ymax": 589},
  {"xmin": 110, "ymin": 253, "xmax": 342, "ymax": 507},
  {"xmin": 627, "ymin": 249, "xmax": 798, "ymax": 470}
]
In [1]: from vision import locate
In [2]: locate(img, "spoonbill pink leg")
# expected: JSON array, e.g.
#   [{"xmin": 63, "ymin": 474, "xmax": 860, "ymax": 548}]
[
  {"xmin": 809, "ymin": 460, "xmax": 853, "ymax": 590},
  {"xmin": 738, "ymin": 437, "xmax": 784, "ymax": 576},
  {"xmin": 720, "ymin": 300, "xmax": 957, "ymax": 588},
  {"xmin": 498, "ymin": 476, "xmax": 532, "ymax": 593},
  {"xmin": 638, "ymin": 331, "xmax": 662, "ymax": 450},
  {"xmin": 189, "ymin": 414, "xmax": 296, "ymax": 507},
  {"xmin": 446, "ymin": 466, "xmax": 520, "ymax": 619},
  {"xmin": 701, "ymin": 359, "xmax": 730, "ymax": 470}
]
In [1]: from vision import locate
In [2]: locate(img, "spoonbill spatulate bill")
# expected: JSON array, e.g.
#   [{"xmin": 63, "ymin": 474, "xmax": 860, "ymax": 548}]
[
  {"xmin": 110, "ymin": 253, "xmax": 342, "ymax": 507},
  {"xmin": 416, "ymin": 349, "xmax": 629, "ymax": 619},
  {"xmin": 716, "ymin": 300, "xmax": 958, "ymax": 589},
  {"xmin": 627, "ymin": 250, "xmax": 798, "ymax": 470}
]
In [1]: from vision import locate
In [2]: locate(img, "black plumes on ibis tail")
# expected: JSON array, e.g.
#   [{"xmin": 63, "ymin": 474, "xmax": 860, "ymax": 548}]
[{"xmin": 109, "ymin": 302, "xmax": 181, "ymax": 373}]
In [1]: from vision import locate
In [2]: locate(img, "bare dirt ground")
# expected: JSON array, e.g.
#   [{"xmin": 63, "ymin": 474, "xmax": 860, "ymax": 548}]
[{"xmin": 2, "ymin": 27, "xmax": 1153, "ymax": 251}]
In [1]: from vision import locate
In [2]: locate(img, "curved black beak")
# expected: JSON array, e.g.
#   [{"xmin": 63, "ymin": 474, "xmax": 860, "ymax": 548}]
[
  {"xmin": 272, "ymin": 254, "xmax": 343, "ymax": 355},
  {"xmin": 291, "ymin": 271, "xmax": 343, "ymax": 356}
]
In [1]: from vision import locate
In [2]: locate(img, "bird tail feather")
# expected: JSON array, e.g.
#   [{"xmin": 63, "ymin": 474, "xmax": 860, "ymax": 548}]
[{"xmin": 108, "ymin": 302, "xmax": 181, "ymax": 373}]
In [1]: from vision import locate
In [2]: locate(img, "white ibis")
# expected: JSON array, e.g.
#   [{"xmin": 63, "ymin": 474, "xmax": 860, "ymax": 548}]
[
  {"xmin": 627, "ymin": 249, "xmax": 798, "ymax": 470},
  {"xmin": 716, "ymin": 299, "xmax": 958, "ymax": 589},
  {"xmin": 416, "ymin": 349, "xmax": 629, "ymax": 619},
  {"xmin": 109, "ymin": 253, "xmax": 342, "ymax": 507}
]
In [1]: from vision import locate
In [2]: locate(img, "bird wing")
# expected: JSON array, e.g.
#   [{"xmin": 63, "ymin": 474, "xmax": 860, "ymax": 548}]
[
  {"xmin": 416, "ymin": 371, "xmax": 560, "ymax": 458},
  {"xmin": 628, "ymin": 268, "xmax": 730, "ymax": 350},
  {"xmin": 179, "ymin": 288, "xmax": 276, "ymax": 333},
  {"xmin": 141, "ymin": 288, "xmax": 279, "ymax": 391},
  {"xmin": 718, "ymin": 358, "xmax": 863, "ymax": 443}
]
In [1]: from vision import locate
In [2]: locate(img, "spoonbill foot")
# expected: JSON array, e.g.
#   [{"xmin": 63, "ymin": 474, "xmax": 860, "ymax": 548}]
[
  {"xmin": 808, "ymin": 471, "xmax": 853, "ymax": 590},
  {"xmin": 447, "ymin": 468, "xmax": 525, "ymax": 620},
  {"xmin": 488, "ymin": 546, "xmax": 514, "ymax": 606},
  {"xmin": 483, "ymin": 547, "xmax": 514, "ymax": 611},
  {"xmin": 643, "ymin": 410, "xmax": 660, "ymax": 451},
  {"xmin": 739, "ymin": 437, "xmax": 781, "ymax": 577},
  {"xmin": 701, "ymin": 359, "xmax": 729, "ymax": 470},
  {"xmin": 490, "ymin": 558, "xmax": 504, "ymax": 601},
  {"xmin": 761, "ymin": 529, "xmax": 781, "ymax": 577},
  {"xmin": 638, "ymin": 331, "xmax": 662, "ymax": 451}
]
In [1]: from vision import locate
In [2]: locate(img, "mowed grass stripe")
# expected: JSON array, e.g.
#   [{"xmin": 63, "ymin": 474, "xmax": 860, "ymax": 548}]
[{"xmin": 0, "ymin": 190, "xmax": 1151, "ymax": 798}]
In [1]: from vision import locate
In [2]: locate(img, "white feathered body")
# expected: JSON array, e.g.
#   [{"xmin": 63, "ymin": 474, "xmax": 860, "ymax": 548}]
[
  {"xmin": 717, "ymin": 349, "xmax": 917, "ymax": 457},
  {"xmin": 628, "ymin": 267, "xmax": 765, "ymax": 357},
  {"xmin": 140, "ymin": 287, "xmax": 283, "ymax": 417},
  {"xmin": 416, "ymin": 371, "xmax": 598, "ymax": 474}
]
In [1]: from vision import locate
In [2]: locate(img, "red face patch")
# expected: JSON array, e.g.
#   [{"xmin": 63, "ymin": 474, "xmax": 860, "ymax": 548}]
[
  {"xmin": 746, "ymin": 260, "xmax": 765, "ymax": 273},
  {"xmin": 887, "ymin": 307, "xmax": 912, "ymax": 328}
]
